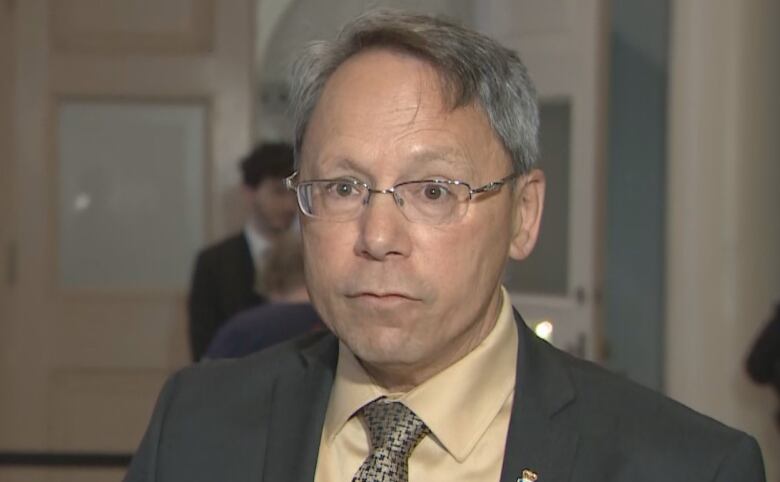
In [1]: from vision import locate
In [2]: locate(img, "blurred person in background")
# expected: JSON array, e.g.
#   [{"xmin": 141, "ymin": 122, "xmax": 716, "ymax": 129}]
[
  {"xmin": 747, "ymin": 302, "xmax": 780, "ymax": 430},
  {"xmin": 188, "ymin": 142, "xmax": 297, "ymax": 361},
  {"xmin": 204, "ymin": 232, "xmax": 323, "ymax": 359}
]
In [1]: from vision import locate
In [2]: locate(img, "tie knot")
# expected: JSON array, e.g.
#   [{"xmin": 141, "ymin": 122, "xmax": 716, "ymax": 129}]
[{"xmin": 361, "ymin": 398, "xmax": 430, "ymax": 457}]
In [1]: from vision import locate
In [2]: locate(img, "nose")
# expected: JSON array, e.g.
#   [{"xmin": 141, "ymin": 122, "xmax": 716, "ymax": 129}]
[{"xmin": 355, "ymin": 191, "xmax": 411, "ymax": 261}]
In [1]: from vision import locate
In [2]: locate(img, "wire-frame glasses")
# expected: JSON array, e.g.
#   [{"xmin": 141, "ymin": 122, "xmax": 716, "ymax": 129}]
[{"xmin": 284, "ymin": 171, "xmax": 518, "ymax": 225}]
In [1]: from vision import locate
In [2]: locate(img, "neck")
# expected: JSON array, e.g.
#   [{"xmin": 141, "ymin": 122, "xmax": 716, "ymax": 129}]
[{"xmin": 360, "ymin": 364, "xmax": 427, "ymax": 393}]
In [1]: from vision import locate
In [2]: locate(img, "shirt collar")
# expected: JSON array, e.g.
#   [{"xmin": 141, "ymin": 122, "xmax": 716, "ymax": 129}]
[
  {"xmin": 322, "ymin": 287, "xmax": 518, "ymax": 462},
  {"xmin": 243, "ymin": 222, "xmax": 270, "ymax": 267}
]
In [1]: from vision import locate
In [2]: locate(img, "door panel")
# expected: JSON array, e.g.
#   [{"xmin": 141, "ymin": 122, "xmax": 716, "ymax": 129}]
[
  {"xmin": 478, "ymin": 0, "xmax": 608, "ymax": 359},
  {"xmin": 505, "ymin": 100, "xmax": 572, "ymax": 297},
  {"xmin": 1, "ymin": 1, "xmax": 254, "ymax": 480}
]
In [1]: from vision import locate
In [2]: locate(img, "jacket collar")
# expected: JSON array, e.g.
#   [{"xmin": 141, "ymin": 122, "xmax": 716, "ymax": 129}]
[
  {"xmin": 261, "ymin": 334, "xmax": 339, "ymax": 482},
  {"xmin": 499, "ymin": 310, "xmax": 579, "ymax": 482},
  {"xmin": 262, "ymin": 311, "xmax": 580, "ymax": 482}
]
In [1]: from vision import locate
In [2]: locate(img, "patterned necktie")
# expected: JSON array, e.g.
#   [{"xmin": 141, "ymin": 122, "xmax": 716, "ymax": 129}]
[{"xmin": 352, "ymin": 398, "xmax": 430, "ymax": 482}]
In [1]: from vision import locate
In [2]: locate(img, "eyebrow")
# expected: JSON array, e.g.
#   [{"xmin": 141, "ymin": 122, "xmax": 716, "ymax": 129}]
[{"xmin": 320, "ymin": 157, "xmax": 371, "ymax": 178}]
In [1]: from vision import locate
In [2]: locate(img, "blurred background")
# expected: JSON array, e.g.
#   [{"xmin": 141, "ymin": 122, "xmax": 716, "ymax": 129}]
[{"xmin": 0, "ymin": 0, "xmax": 778, "ymax": 480}]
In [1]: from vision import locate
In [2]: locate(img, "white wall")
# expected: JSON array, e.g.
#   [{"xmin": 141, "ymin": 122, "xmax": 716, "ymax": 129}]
[
  {"xmin": 667, "ymin": 0, "xmax": 780, "ymax": 478},
  {"xmin": 254, "ymin": 0, "xmax": 474, "ymax": 141}
]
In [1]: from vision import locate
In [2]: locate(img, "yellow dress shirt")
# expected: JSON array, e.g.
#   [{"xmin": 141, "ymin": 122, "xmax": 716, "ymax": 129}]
[{"xmin": 314, "ymin": 287, "xmax": 518, "ymax": 482}]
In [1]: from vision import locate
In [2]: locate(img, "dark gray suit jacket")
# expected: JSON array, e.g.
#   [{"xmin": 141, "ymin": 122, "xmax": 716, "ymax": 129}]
[
  {"xmin": 126, "ymin": 313, "xmax": 766, "ymax": 482},
  {"xmin": 188, "ymin": 232, "xmax": 266, "ymax": 361}
]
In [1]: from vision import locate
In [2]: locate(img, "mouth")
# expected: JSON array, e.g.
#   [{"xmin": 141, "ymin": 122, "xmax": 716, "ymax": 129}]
[{"xmin": 346, "ymin": 292, "xmax": 421, "ymax": 305}]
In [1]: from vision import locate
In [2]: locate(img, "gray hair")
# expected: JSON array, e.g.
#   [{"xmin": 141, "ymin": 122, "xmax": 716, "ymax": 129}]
[{"xmin": 288, "ymin": 9, "xmax": 539, "ymax": 174}]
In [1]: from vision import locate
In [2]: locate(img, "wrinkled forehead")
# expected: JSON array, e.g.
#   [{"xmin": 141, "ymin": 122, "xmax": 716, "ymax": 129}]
[
  {"xmin": 321, "ymin": 49, "xmax": 452, "ymax": 117},
  {"xmin": 299, "ymin": 49, "xmax": 508, "ymax": 180}
]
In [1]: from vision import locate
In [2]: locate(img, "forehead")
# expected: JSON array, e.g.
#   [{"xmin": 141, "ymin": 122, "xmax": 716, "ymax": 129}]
[{"xmin": 299, "ymin": 48, "xmax": 508, "ymax": 178}]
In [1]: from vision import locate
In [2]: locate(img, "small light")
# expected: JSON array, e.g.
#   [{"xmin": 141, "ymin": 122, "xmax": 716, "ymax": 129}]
[
  {"xmin": 73, "ymin": 193, "xmax": 91, "ymax": 212},
  {"xmin": 534, "ymin": 320, "xmax": 553, "ymax": 341}
]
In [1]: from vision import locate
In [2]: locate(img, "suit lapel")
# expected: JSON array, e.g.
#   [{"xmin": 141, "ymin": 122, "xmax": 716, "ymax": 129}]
[
  {"xmin": 259, "ymin": 313, "xmax": 580, "ymax": 482},
  {"xmin": 500, "ymin": 312, "xmax": 579, "ymax": 482},
  {"xmin": 261, "ymin": 335, "xmax": 339, "ymax": 482}
]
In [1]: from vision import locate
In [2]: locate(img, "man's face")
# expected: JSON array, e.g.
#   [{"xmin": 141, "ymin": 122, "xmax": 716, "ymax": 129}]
[
  {"xmin": 247, "ymin": 177, "xmax": 298, "ymax": 234},
  {"xmin": 299, "ymin": 49, "xmax": 543, "ymax": 386}
]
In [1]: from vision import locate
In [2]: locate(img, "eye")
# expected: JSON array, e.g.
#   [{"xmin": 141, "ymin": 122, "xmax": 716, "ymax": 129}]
[
  {"xmin": 324, "ymin": 181, "xmax": 359, "ymax": 197},
  {"xmin": 422, "ymin": 183, "xmax": 449, "ymax": 201}
]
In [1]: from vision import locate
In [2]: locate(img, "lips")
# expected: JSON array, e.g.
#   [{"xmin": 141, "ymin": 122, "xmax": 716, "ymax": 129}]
[
  {"xmin": 347, "ymin": 292, "xmax": 419, "ymax": 301},
  {"xmin": 344, "ymin": 291, "xmax": 424, "ymax": 310}
]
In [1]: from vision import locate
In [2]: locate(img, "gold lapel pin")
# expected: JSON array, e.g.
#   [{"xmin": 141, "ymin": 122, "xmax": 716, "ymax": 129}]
[{"xmin": 518, "ymin": 468, "xmax": 538, "ymax": 482}]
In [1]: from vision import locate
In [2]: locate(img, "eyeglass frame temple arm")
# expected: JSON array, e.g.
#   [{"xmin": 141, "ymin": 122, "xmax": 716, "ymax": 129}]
[
  {"xmin": 284, "ymin": 171, "xmax": 298, "ymax": 191},
  {"xmin": 469, "ymin": 173, "xmax": 520, "ymax": 195}
]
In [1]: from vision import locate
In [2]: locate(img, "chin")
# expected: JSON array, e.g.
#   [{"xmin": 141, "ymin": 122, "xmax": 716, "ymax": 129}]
[{"xmin": 345, "ymin": 331, "xmax": 421, "ymax": 366}]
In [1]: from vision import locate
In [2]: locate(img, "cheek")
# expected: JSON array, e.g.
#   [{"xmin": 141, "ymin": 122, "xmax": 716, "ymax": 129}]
[
  {"xmin": 302, "ymin": 224, "xmax": 359, "ymax": 335},
  {"xmin": 302, "ymin": 237, "xmax": 332, "ymax": 320},
  {"xmin": 269, "ymin": 200, "xmax": 287, "ymax": 216},
  {"xmin": 302, "ymin": 230, "xmax": 327, "ymax": 281},
  {"xmin": 302, "ymin": 223, "xmax": 355, "ymax": 287},
  {"xmin": 423, "ymin": 217, "xmax": 510, "ymax": 294},
  {"xmin": 411, "ymin": 228, "xmax": 475, "ymax": 301},
  {"xmin": 253, "ymin": 185, "xmax": 271, "ymax": 203}
]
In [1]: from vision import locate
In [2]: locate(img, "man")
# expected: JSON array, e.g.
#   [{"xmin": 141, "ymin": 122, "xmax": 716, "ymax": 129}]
[
  {"xmin": 128, "ymin": 10, "xmax": 765, "ymax": 481},
  {"xmin": 187, "ymin": 142, "xmax": 297, "ymax": 361},
  {"xmin": 747, "ymin": 302, "xmax": 780, "ymax": 430},
  {"xmin": 204, "ymin": 233, "xmax": 323, "ymax": 359}
]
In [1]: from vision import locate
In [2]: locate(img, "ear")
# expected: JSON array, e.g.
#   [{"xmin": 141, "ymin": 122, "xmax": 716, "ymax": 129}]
[{"xmin": 508, "ymin": 169, "xmax": 545, "ymax": 261}]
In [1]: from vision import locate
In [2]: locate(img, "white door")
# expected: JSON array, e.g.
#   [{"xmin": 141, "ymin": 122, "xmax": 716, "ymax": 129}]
[
  {"xmin": 477, "ymin": 0, "xmax": 609, "ymax": 360},
  {"xmin": 0, "ymin": 1, "xmax": 254, "ymax": 481}
]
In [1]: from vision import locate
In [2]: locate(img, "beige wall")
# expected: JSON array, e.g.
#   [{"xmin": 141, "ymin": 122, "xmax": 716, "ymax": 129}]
[{"xmin": 667, "ymin": 0, "xmax": 780, "ymax": 479}]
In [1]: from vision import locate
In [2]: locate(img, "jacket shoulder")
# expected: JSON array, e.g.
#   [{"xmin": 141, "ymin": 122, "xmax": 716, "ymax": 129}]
[
  {"xmin": 549, "ymin": 345, "xmax": 763, "ymax": 478},
  {"xmin": 175, "ymin": 330, "xmax": 334, "ymax": 397},
  {"xmin": 125, "ymin": 331, "xmax": 337, "ymax": 481},
  {"xmin": 195, "ymin": 232, "xmax": 247, "ymax": 262}
]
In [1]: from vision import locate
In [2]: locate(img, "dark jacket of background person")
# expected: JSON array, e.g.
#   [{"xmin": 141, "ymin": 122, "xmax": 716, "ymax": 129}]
[
  {"xmin": 204, "ymin": 302, "xmax": 323, "ymax": 359},
  {"xmin": 187, "ymin": 143, "xmax": 297, "ymax": 361},
  {"xmin": 203, "ymin": 230, "xmax": 314, "ymax": 359},
  {"xmin": 188, "ymin": 232, "xmax": 265, "ymax": 361},
  {"xmin": 747, "ymin": 302, "xmax": 780, "ymax": 428}
]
